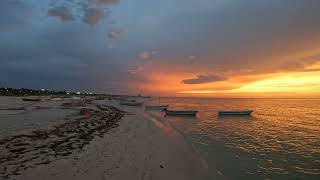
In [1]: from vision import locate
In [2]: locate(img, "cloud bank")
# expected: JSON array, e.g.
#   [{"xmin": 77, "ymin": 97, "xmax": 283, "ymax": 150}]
[{"xmin": 182, "ymin": 74, "xmax": 227, "ymax": 84}]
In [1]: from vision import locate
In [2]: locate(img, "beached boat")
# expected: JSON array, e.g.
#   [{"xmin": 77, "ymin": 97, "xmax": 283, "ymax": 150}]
[
  {"xmin": 22, "ymin": 98, "xmax": 41, "ymax": 102},
  {"xmin": 145, "ymin": 105, "xmax": 169, "ymax": 110},
  {"xmin": 119, "ymin": 100, "xmax": 143, "ymax": 106},
  {"xmin": 218, "ymin": 110, "xmax": 254, "ymax": 116},
  {"xmin": 163, "ymin": 108, "xmax": 198, "ymax": 116}
]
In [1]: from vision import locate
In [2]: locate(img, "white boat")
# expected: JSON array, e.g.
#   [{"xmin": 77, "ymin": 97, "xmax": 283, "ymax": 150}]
[
  {"xmin": 218, "ymin": 110, "xmax": 253, "ymax": 116},
  {"xmin": 145, "ymin": 105, "xmax": 169, "ymax": 110},
  {"xmin": 163, "ymin": 108, "xmax": 198, "ymax": 116},
  {"xmin": 119, "ymin": 100, "xmax": 143, "ymax": 106}
]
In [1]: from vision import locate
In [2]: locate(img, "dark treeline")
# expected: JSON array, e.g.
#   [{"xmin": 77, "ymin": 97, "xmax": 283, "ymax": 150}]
[{"xmin": 0, "ymin": 88, "xmax": 94, "ymax": 96}]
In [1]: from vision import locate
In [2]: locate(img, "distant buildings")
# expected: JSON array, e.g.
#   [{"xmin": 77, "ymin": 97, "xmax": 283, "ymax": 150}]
[{"xmin": 0, "ymin": 87, "xmax": 99, "ymax": 96}]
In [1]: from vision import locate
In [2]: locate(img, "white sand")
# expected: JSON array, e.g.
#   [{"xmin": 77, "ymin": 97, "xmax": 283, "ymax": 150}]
[
  {"xmin": 1, "ymin": 97, "xmax": 224, "ymax": 180},
  {"xmin": 0, "ymin": 96, "xmax": 79, "ymax": 138}
]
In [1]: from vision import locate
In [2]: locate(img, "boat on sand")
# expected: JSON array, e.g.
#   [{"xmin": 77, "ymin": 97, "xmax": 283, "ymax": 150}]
[
  {"xmin": 218, "ymin": 110, "xmax": 253, "ymax": 116},
  {"xmin": 162, "ymin": 108, "xmax": 198, "ymax": 116}
]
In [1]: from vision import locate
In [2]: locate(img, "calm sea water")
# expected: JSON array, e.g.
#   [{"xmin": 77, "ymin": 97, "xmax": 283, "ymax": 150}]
[{"xmin": 146, "ymin": 98, "xmax": 320, "ymax": 180}]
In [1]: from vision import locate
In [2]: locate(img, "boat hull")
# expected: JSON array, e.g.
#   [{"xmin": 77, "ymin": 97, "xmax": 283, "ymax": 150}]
[
  {"xmin": 164, "ymin": 110, "xmax": 198, "ymax": 116},
  {"xmin": 218, "ymin": 110, "xmax": 253, "ymax": 116},
  {"xmin": 119, "ymin": 101, "xmax": 143, "ymax": 106},
  {"xmin": 145, "ymin": 105, "xmax": 168, "ymax": 110}
]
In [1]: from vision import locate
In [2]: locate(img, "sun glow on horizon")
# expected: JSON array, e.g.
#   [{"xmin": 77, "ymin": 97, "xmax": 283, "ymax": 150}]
[
  {"xmin": 234, "ymin": 72, "xmax": 320, "ymax": 93},
  {"xmin": 178, "ymin": 71, "xmax": 320, "ymax": 97}
]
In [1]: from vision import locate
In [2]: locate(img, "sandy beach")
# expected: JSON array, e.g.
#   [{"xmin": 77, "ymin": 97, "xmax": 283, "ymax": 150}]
[{"xmin": 0, "ymin": 96, "xmax": 224, "ymax": 180}]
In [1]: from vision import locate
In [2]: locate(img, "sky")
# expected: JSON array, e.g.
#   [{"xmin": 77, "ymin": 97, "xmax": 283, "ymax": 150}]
[{"xmin": 1, "ymin": 0, "xmax": 320, "ymax": 97}]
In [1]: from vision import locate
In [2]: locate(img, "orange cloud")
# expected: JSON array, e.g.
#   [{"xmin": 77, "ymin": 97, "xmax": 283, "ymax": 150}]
[
  {"xmin": 126, "ymin": 53, "xmax": 320, "ymax": 97},
  {"xmin": 83, "ymin": 8, "xmax": 104, "ymax": 26},
  {"xmin": 178, "ymin": 71, "xmax": 320, "ymax": 97}
]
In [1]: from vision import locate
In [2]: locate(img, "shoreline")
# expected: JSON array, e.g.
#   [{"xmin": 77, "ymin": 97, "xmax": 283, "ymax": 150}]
[
  {"xmin": 143, "ymin": 111, "xmax": 223, "ymax": 175},
  {"xmin": 0, "ymin": 96, "xmax": 224, "ymax": 180}
]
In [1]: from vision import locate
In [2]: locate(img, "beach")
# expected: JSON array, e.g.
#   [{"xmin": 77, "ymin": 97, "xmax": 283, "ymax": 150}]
[{"xmin": 0, "ymin": 96, "xmax": 223, "ymax": 180}]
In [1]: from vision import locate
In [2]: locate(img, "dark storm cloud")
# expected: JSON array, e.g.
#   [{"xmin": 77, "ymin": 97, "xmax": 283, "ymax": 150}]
[
  {"xmin": 0, "ymin": 16, "xmax": 130, "ymax": 92},
  {"xmin": 134, "ymin": 0, "xmax": 320, "ymax": 72},
  {"xmin": 90, "ymin": 0, "xmax": 119, "ymax": 5},
  {"xmin": 0, "ymin": 0, "xmax": 124, "ymax": 91},
  {"xmin": 48, "ymin": 0, "xmax": 118, "ymax": 26},
  {"xmin": 2, "ymin": 0, "xmax": 320, "ymax": 94},
  {"xmin": 182, "ymin": 74, "xmax": 227, "ymax": 84},
  {"xmin": 0, "ymin": 0, "xmax": 31, "ymax": 31}
]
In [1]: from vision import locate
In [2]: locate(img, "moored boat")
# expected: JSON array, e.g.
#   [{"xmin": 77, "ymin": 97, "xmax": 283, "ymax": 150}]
[
  {"xmin": 145, "ymin": 105, "xmax": 169, "ymax": 110},
  {"xmin": 162, "ymin": 108, "xmax": 198, "ymax": 116},
  {"xmin": 119, "ymin": 100, "xmax": 143, "ymax": 106},
  {"xmin": 218, "ymin": 110, "xmax": 253, "ymax": 116}
]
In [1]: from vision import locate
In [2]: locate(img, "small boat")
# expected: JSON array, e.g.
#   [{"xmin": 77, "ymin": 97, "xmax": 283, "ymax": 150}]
[
  {"xmin": 218, "ymin": 110, "xmax": 253, "ymax": 116},
  {"xmin": 162, "ymin": 108, "xmax": 198, "ymax": 116},
  {"xmin": 119, "ymin": 100, "xmax": 143, "ymax": 106},
  {"xmin": 22, "ymin": 98, "xmax": 42, "ymax": 102},
  {"xmin": 145, "ymin": 97, "xmax": 168, "ymax": 110},
  {"xmin": 145, "ymin": 105, "xmax": 169, "ymax": 110}
]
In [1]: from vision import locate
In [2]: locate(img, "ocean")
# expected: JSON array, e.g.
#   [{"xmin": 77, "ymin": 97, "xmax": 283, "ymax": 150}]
[{"xmin": 146, "ymin": 98, "xmax": 320, "ymax": 180}]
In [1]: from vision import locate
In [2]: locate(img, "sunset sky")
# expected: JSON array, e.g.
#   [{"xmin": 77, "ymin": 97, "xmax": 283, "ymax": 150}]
[{"xmin": 1, "ymin": 0, "xmax": 320, "ymax": 97}]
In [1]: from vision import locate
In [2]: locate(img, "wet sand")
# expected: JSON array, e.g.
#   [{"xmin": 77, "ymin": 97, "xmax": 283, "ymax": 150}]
[{"xmin": 0, "ymin": 96, "xmax": 224, "ymax": 180}]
